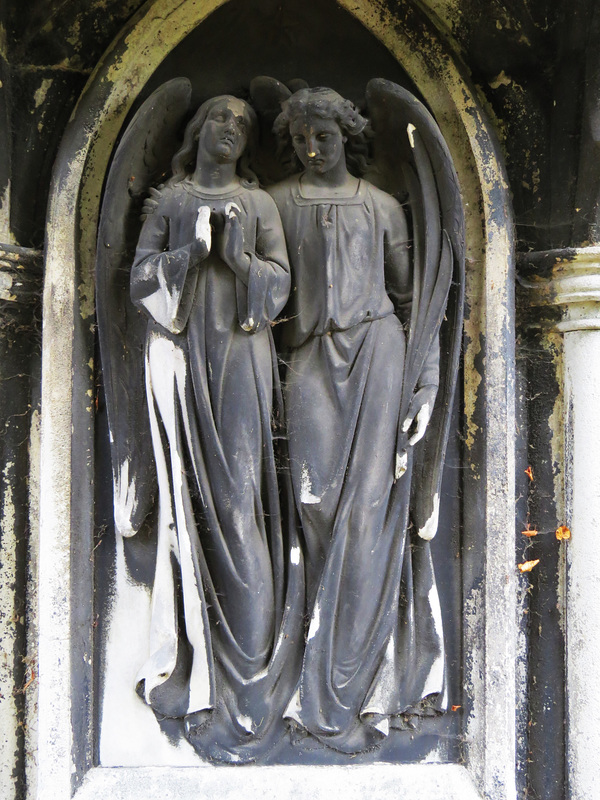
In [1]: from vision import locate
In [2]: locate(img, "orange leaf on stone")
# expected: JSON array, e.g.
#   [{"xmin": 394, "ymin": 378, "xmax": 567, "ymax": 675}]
[{"xmin": 518, "ymin": 559, "xmax": 540, "ymax": 573}]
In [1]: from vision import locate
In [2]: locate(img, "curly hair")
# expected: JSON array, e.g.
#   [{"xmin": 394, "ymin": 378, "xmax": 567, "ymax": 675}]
[
  {"xmin": 273, "ymin": 87, "xmax": 372, "ymax": 176},
  {"xmin": 169, "ymin": 95, "xmax": 259, "ymax": 188}
]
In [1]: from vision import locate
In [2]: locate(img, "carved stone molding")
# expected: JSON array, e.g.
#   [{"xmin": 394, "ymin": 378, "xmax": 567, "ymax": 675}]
[
  {"xmin": 518, "ymin": 246, "xmax": 600, "ymax": 332},
  {"xmin": 0, "ymin": 244, "xmax": 43, "ymax": 329}
]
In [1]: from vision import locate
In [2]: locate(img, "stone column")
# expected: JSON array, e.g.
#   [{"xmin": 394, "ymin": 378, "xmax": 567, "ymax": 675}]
[
  {"xmin": 0, "ymin": 244, "xmax": 42, "ymax": 800},
  {"xmin": 521, "ymin": 246, "xmax": 600, "ymax": 800}
]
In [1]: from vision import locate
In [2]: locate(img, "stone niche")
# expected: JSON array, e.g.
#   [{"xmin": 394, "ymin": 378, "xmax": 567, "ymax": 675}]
[{"xmin": 38, "ymin": 0, "xmax": 517, "ymax": 798}]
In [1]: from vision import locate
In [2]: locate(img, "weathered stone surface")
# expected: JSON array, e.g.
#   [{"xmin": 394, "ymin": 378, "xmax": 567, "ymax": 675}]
[{"xmin": 2, "ymin": 0, "xmax": 598, "ymax": 797}]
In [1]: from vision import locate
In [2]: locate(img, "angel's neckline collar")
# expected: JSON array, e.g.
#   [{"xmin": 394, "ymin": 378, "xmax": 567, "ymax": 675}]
[
  {"xmin": 181, "ymin": 178, "xmax": 244, "ymax": 199},
  {"xmin": 292, "ymin": 176, "xmax": 366, "ymax": 206}
]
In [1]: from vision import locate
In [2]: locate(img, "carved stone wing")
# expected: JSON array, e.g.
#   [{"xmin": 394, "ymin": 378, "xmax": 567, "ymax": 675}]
[
  {"xmin": 365, "ymin": 78, "xmax": 465, "ymax": 540},
  {"xmin": 249, "ymin": 76, "xmax": 299, "ymax": 185},
  {"xmin": 96, "ymin": 77, "xmax": 192, "ymax": 536}
]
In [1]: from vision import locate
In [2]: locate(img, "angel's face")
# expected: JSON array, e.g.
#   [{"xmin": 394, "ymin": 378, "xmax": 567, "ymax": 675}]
[
  {"xmin": 289, "ymin": 113, "xmax": 347, "ymax": 175},
  {"xmin": 197, "ymin": 98, "xmax": 249, "ymax": 164}
]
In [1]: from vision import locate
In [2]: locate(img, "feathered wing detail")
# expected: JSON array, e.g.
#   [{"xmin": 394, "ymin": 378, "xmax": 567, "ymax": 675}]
[
  {"xmin": 96, "ymin": 78, "xmax": 192, "ymax": 536},
  {"xmin": 249, "ymin": 76, "xmax": 292, "ymax": 185},
  {"xmin": 365, "ymin": 78, "xmax": 465, "ymax": 540}
]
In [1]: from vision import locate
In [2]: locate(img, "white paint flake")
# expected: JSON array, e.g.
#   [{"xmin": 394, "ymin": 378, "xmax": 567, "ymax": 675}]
[
  {"xmin": 300, "ymin": 464, "xmax": 321, "ymax": 504},
  {"xmin": 237, "ymin": 714, "xmax": 254, "ymax": 734},
  {"xmin": 407, "ymin": 123, "xmax": 416, "ymax": 148},
  {"xmin": 418, "ymin": 493, "xmax": 440, "ymax": 541},
  {"xmin": 113, "ymin": 459, "xmax": 138, "ymax": 538},
  {"xmin": 141, "ymin": 257, "xmax": 181, "ymax": 333},
  {"xmin": 423, "ymin": 745, "xmax": 444, "ymax": 763},
  {"xmin": 373, "ymin": 717, "xmax": 389, "ymax": 736},
  {"xmin": 100, "ymin": 536, "xmax": 200, "ymax": 767},
  {"xmin": 421, "ymin": 586, "xmax": 445, "ymax": 698},
  {"xmin": 224, "ymin": 201, "xmax": 241, "ymax": 220},
  {"xmin": 395, "ymin": 450, "xmax": 408, "ymax": 480},
  {"xmin": 307, "ymin": 603, "xmax": 321, "ymax": 641},
  {"xmin": 283, "ymin": 689, "xmax": 303, "ymax": 726},
  {"xmin": 290, "ymin": 546, "xmax": 301, "ymax": 565},
  {"xmin": 362, "ymin": 631, "xmax": 396, "ymax": 716},
  {"xmin": 194, "ymin": 205, "xmax": 211, "ymax": 251},
  {"xmin": 143, "ymin": 334, "xmax": 213, "ymax": 717}
]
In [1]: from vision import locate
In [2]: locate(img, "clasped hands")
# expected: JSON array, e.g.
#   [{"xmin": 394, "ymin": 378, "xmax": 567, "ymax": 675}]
[{"xmin": 190, "ymin": 204, "xmax": 250, "ymax": 276}]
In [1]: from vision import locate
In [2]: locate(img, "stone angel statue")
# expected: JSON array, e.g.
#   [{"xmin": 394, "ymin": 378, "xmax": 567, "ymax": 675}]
[
  {"xmin": 96, "ymin": 79, "xmax": 304, "ymax": 764},
  {"xmin": 251, "ymin": 78, "xmax": 465, "ymax": 754}
]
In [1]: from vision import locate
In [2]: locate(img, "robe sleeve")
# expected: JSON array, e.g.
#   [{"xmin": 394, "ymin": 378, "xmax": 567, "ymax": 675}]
[
  {"xmin": 383, "ymin": 198, "xmax": 412, "ymax": 325},
  {"xmin": 383, "ymin": 198, "xmax": 440, "ymax": 390},
  {"xmin": 416, "ymin": 328, "xmax": 440, "ymax": 389},
  {"xmin": 131, "ymin": 198, "xmax": 201, "ymax": 335},
  {"xmin": 235, "ymin": 192, "xmax": 291, "ymax": 333}
]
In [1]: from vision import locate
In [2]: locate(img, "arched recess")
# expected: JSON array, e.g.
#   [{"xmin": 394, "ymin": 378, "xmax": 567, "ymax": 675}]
[{"xmin": 38, "ymin": 1, "xmax": 515, "ymax": 799}]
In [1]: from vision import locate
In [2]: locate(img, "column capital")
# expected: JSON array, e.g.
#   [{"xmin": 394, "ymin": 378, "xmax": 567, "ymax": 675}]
[
  {"xmin": 0, "ymin": 244, "xmax": 43, "ymax": 329},
  {"xmin": 518, "ymin": 247, "xmax": 600, "ymax": 332}
]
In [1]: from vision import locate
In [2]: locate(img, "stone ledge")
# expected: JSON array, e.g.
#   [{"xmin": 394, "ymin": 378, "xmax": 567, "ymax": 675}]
[{"xmin": 74, "ymin": 764, "xmax": 483, "ymax": 800}]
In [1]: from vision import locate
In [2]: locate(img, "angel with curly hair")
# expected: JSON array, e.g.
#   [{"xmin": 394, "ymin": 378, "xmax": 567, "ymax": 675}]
[{"xmin": 269, "ymin": 86, "xmax": 453, "ymax": 753}]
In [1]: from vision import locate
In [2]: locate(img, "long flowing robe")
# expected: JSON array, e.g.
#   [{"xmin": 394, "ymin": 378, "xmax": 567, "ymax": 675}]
[
  {"xmin": 268, "ymin": 176, "xmax": 447, "ymax": 754},
  {"xmin": 130, "ymin": 179, "xmax": 304, "ymax": 763}
]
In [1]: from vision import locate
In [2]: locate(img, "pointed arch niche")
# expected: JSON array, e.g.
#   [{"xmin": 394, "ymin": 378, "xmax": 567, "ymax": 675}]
[{"xmin": 39, "ymin": 1, "xmax": 516, "ymax": 798}]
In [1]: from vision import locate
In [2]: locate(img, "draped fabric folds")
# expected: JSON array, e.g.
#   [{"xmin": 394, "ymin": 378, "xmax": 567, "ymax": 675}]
[
  {"xmin": 269, "ymin": 176, "xmax": 447, "ymax": 753},
  {"xmin": 129, "ymin": 180, "xmax": 305, "ymax": 763},
  {"xmin": 97, "ymin": 78, "xmax": 463, "ymax": 765}
]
